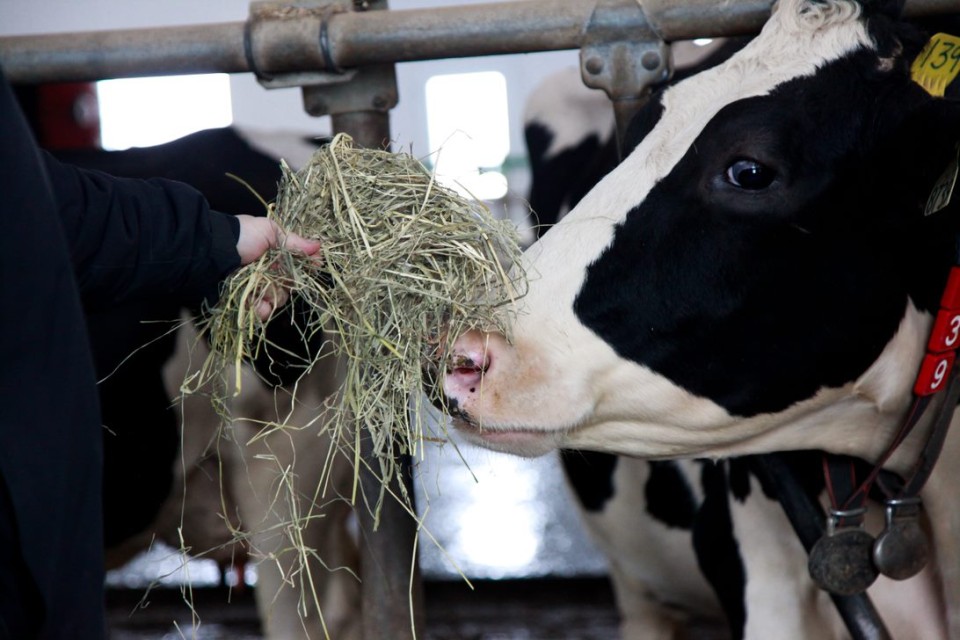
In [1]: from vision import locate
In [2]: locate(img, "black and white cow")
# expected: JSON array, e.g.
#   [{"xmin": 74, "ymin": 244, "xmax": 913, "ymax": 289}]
[
  {"xmin": 443, "ymin": 1, "xmax": 960, "ymax": 637},
  {"xmin": 55, "ymin": 127, "xmax": 360, "ymax": 640},
  {"xmin": 523, "ymin": 66, "xmax": 617, "ymax": 237},
  {"xmin": 521, "ymin": 44, "xmax": 850, "ymax": 640}
]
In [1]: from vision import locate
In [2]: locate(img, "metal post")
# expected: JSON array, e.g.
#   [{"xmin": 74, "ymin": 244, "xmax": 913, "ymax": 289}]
[
  {"xmin": 331, "ymin": 112, "xmax": 391, "ymax": 150},
  {"xmin": 313, "ymin": 2, "xmax": 423, "ymax": 635},
  {"xmin": 354, "ymin": 436, "xmax": 424, "ymax": 640},
  {"xmin": 330, "ymin": 109, "xmax": 425, "ymax": 640}
]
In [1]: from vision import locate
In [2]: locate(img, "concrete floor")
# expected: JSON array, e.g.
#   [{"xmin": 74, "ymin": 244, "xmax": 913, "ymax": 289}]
[{"xmin": 106, "ymin": 578, "xmax": 624, "ymax": 640}]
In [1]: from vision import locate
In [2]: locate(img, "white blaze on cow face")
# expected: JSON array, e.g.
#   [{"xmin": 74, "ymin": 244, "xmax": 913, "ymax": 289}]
[{"xmin": 443, "ymin": 0, "xmax": 901, "ymax": 459}]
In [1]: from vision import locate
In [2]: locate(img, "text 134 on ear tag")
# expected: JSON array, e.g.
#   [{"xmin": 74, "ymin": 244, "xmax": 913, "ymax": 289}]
[{"xmin": 910, "ymin": 33, "xmax": 960, "ymax": 97}]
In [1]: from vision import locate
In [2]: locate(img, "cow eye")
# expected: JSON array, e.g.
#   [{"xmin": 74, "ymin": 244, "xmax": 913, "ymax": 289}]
[{"xmin": 725, "ymin": 159, "xmax": 775, "ymax": 190}]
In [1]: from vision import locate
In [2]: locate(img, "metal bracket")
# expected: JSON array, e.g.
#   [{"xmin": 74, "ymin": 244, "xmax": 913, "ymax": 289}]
[
  {"xmin": 246, "ymin": 0, "xmax": 398, "ymax": 118},
  {"xmin": 247, "ymin": 1, "xmax": 356, "ymax": 88},
  {"xmin": 301, "ymin": 62, "xmax": 398, "ymax": 117},
  {"xmin": 579, "ymin": 0, "xmax": 671, "ymax": 154}
]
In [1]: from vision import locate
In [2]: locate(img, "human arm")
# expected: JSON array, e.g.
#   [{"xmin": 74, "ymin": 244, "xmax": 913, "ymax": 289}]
[{"xmin": 43, "ymin": 151, "xmax": 318, "ymax": 315}]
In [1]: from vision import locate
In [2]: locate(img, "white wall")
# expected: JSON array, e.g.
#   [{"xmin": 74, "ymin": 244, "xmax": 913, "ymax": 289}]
[{"xmin": 0, "ymin": 0, "xmax": 581, "ymax": 157}]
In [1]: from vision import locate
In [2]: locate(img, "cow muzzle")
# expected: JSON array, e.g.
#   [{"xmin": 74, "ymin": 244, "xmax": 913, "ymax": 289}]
[{"xmin": 440, "ymin": 328, "xmax": 561, "ymax": 457}]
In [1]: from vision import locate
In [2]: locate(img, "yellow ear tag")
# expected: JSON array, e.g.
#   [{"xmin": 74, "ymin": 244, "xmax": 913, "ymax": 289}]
[
  {"xmin": 925, "ymin": 144, "xmax": 960, "ymax": 216},
  {"xmin": 911, "ymin": 33, "xmax": 960, "ymax": 97}
]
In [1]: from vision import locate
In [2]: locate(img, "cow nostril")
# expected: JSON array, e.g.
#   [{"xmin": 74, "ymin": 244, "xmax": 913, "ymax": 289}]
[
  {"xmin": 443, "ymin": 330, "xmax": 497, "ymax": 398},
  {"xmin": 448, "ymin": 354, "xmax": 490, "ymax": 375},
  {"xmin": 446, "ymin": 350, "xmax": 492, "ymax": 393}
]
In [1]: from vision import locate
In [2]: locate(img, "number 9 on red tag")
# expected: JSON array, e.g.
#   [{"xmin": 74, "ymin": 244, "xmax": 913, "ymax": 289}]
[{"xmin": 914, "ymin": 351, "xmax": 956, "ymax": 396}]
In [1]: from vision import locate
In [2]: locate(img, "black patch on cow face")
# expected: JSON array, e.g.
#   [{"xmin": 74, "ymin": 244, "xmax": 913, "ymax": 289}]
[
  {"xmin": 573, "ymin": 43, "xmax": 960, "ymax": 417},
  {"xmin": 644, "ymin": 461, "xmax": 698, "ymax": 528},
  {"xmin": 693, "ymin": 461, "xmax": 746, "ymax": 640},
  {"xmin": 560, "ymin": 449, "xmax": 618, "ymax": 511}
]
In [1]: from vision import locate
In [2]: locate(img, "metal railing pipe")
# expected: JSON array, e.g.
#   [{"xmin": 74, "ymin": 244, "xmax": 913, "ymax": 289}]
[
  {"xmin": 2, "ymin": 0, "xmax": 959, "ymax": 84},
  {"xmin": 0, "ymin": 23, "xmax": 248, "ymax": 83},
  {"xmin": 326, "ymin": 0, "xmax": 596, "ymax": 66}
]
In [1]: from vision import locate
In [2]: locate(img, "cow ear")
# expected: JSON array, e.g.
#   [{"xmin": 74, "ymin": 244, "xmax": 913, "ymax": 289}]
[
  {"xmin": 865, "ymin": 94, "xmax": 960, "ymax": 224},
  {"xmin": 910, "ymin": 99, "xmax": 960, "ymax": 217}
]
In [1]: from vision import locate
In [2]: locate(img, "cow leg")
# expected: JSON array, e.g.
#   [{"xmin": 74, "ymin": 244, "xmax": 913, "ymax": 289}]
[
  {"xmin": 226, "ymin": 418, "xmax": 360, "ymax": 640},
  {"xmin": 164, "ymin": 318, "xmax": 359, "ymax": 639},
  {"xmin": 156, "ymin": 319, "xmax": 247, "ymax": 571},
  {"xmin": 226, "ymin": 365, "xmax": 360, "ymax": 640},
  {"xmin": 564, "ymin": 455, "xmax": 723, "ymax": 639},
  {"xmin": 727, "ymin": 476, "xmax": 845, "ymax": 640},
  {"xmin": 611, "ymin": 573, "xmax": 693, "ymax": 640}
]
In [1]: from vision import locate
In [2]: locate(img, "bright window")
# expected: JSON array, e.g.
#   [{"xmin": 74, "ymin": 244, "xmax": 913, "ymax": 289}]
[
  {"xmin": 97, "ymin": 73, "xmax": 233, "ymax": 150},
  {"xmin": 425, "ymin": 71, "xmax": 510, "ymax": 200}
]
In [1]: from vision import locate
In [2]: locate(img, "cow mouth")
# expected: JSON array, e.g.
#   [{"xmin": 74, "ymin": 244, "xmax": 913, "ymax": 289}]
[{"xmin": 446, "ymin": 408, "xmax": 559, "ymax": 457}]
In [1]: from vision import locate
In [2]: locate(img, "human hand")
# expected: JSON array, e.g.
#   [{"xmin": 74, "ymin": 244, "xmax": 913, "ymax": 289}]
[{"xmin": 235, "ymin": 214, "xmax": 321, "ymax": 320}]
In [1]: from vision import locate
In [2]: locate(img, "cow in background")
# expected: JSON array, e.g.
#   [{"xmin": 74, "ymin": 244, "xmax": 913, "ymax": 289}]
[
  {"xmin": 161, "ymin": 312, "xmax": 359, "ymax": 640},
  {"xmin": 54, "ymin": 127, "xmax": 360, "ymax": 640},
  {"xmin": 459, "ymin": 2, "xmax": 960, "ymax": 637},
  {"xmin": 522, "ymin": 39, "xmax": 743, "ymax": 239},
  {"xmin": 523, "ymin": 66, "xmax": 617, "ymax": 238}
]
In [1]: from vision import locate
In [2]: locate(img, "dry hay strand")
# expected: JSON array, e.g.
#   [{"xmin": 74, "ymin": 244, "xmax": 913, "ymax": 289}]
[{"xmin": 185, "ymin": 132, "xmax": 526, "ymax": 522}]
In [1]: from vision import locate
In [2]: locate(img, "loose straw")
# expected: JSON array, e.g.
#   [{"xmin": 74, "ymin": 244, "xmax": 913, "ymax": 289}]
[{"xmin": 187, "ymin": 133, "xmax": 526, "ymax": 518}]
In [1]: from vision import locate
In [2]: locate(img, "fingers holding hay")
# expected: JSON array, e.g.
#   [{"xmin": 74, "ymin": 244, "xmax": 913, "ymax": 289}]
[{"xmin": 192, "ymin": 133, "xmax": 526, "ymax": 518}]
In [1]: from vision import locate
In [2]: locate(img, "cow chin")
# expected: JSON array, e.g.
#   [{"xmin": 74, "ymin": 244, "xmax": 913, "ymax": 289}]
[
  {"xmin": 449, "ymin": 416, "xmax": 562, "ymax": 458},
  {"xmin": 442, "ymin": 377, "xmax": 589, "ymax": 458}
]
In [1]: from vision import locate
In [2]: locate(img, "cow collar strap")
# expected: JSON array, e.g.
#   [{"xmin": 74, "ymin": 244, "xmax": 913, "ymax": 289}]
[{"xmin": 809, "ymin": 264, "xmax": 960, "ymax": 596}]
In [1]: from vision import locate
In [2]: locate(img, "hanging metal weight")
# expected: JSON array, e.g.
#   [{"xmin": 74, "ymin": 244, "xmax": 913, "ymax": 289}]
[
  {"xmin": 872, "ymin": 497, "xmax": 930, "ymax": 580},
  {"xmin": 808, "ymin": 507, "xmax": 880, "ymax": 596}
]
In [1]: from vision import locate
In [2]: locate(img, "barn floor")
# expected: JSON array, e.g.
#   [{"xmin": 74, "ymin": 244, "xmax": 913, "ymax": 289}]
[
  {"xmin": 106, "ymin": 578, "xmax": 731, "ymax": 639},
  {"xmin": 106, "ymin": 578, "xmax": 623, "ymax": 639}
]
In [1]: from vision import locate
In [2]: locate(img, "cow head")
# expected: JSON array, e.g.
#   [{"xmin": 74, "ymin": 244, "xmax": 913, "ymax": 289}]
[{"xmin": 442, "ymin": 0, "xmax": 960, "ymax": 462}]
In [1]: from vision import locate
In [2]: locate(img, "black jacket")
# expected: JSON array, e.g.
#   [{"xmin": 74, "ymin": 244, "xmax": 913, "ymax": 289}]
[{"xmin": 0, "ymin": 66, "xmax": 240, "ymax": 639}]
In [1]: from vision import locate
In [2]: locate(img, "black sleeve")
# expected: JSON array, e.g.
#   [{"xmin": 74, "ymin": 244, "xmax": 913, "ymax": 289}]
[{"xmin": 42, "ymin": 151, "xmax": 241, "ymax": 311}]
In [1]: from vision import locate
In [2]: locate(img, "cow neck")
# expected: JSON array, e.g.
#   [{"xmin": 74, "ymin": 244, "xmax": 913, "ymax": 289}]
[
  {"xmin": 812, "ymin": 247, "xmax": 960, "ymax": 594},
  {"xmin": 827, "ymin": 370, "xmax": 960, "ymax": 513},
  {"xmin": 827, "ymin": 189, "xmax": 960, "ymax": 509},
  {"xmin": 814, "ymin": 29, "xmax": 960, "ymax": 575}
]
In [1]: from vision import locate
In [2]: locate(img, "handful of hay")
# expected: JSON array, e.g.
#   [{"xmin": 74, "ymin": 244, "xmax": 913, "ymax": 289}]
[{"xmin": 189, "ymin": 133, "xmax": 525, "ymax": 515}]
